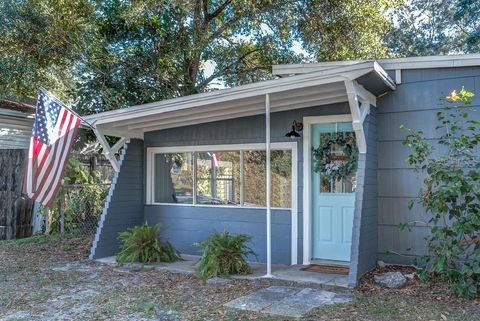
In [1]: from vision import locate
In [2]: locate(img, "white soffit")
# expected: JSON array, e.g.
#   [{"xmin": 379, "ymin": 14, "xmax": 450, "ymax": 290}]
[
  {"xmin": 272, "ymin": 54, "xmax": 480, "ymax": 76},
  {"xmin": 85, "ymin": 61, "xmax": 393, "ymax": 138}
]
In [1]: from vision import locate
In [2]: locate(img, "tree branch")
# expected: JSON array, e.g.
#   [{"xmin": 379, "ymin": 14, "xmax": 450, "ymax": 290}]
[
  {"xmin": 195, "ymin": 48, "xmax": 261, "ymax": 90},
  {"xmin": 206, "ymin": 0, "xmax": 232, "ymax": 22}
]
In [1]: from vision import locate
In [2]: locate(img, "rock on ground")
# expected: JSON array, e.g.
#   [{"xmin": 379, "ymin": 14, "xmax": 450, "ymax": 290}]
[
  {"xmin": 374, "ymin": 272, "xmax": 407, "ymax": 289},
  {"xmin": 206, "ymin": 277, "xmax": 232, "ymax": 285}
]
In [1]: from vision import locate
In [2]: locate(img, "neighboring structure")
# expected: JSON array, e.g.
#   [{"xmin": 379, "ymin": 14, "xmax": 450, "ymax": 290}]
[
  {"xmin": 0, "ymin": 99, "xmax": 36, "ymax": 239},
  {"xmin": 85, "ymin": 54, "xmax": 480, "ymax": 287}
]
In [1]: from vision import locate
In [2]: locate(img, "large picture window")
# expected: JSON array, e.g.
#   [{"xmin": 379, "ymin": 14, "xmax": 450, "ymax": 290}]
[{"xmin": 147, "ymin": 144, "xmax": 296, "ymax": 209}]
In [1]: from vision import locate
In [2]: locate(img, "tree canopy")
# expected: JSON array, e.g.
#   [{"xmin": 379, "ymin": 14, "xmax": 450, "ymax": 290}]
[
  {"xmin": 1, "ymin": 0, "xmax": 400, "ymax": 113},
  {"xmin": 385, "ymin": 0, "xmax": 480, "ymax": 56},
  {"xmin": 1, "ymin": 0, "xmax": 477, "ymax": 114}
]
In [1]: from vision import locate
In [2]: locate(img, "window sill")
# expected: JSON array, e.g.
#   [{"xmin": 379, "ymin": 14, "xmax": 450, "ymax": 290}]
[{"xmin": 145, "ymin": 202, "xmax": 292, "ymax": 211}]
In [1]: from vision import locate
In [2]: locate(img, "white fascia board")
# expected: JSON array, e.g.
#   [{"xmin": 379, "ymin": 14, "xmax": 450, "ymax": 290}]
[
  {"xmin": 84, "ymin": 62, "xmax": 378, "ymax": 125},
  {"xmin": 117, "ymin": 82, "xmax": 344, "ymax": 129},
  {"xmin": 273, "ymin": 54, "xmax": 480, "ymax": 75},
  {"xmin": 113, "ymin": 81, "xmax": 345, "ymax": 129},
  {"xmin": 138, "ymin": 95, "xmax": 348, "ymax": 133},
  {"xmin": 128, "ymin": 89, "xmax": 347, "ymax": 130},
  {"xmin": 373, "ymin": 61, "xmax": 396, "ymax": 90}
]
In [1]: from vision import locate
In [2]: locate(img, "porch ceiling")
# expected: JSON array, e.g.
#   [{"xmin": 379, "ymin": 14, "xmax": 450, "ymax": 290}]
[{"xmin": 84, "ymin": 61, "xmax": 394, "ymax": 138}]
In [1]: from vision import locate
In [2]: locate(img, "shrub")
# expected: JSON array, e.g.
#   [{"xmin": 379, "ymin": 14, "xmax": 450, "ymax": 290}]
[
  {"xmin": 117, "ymin": 223, "xmax": 180, "ymax": 265},
  {"xmin": 401, "ymin": 87, "xmax": 479, "ymax": 298},
  {"xmin": 195, "ymin": 230, "xmax": 257, "ymax": 279}
]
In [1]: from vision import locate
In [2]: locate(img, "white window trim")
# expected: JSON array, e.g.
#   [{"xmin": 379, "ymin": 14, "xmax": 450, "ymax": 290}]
[
  {"xmin": 146, "ymin": 142, "xmax": 298, "ymax": 265},
  {"xmin": 302, "ymin": 114, "xmax": 353, "ymax": 265}
]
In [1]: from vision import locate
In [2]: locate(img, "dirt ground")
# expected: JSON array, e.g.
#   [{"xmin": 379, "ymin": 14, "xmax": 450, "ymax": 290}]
[{"xmin": 0, "ymin": 235, "xmax": 478, "ymax": 321}]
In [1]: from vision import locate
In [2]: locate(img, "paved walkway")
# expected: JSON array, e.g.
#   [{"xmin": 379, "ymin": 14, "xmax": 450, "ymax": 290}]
[
  {"xmin": 96, "ymin": 255, "xmax": 349, "ymax": 287},
  {"xmin": 224, "ymin": 286, "xmax": 351, "ymax": 318}
]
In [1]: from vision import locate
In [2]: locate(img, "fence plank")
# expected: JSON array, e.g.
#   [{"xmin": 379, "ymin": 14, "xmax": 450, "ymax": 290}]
[
  {"xmin": 60, "ymin": 191, "xmax": 65, "ymax": 234},
  {"xmin": 0, "ymin": 150, "xmax": 34, "ymax": 240}
]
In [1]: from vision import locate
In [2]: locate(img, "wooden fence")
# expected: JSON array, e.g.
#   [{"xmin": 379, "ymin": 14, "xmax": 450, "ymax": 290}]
[
  {"xmin": 0, "ymin": 150, "xmax": 34, "ymax": 240},
  {"xmin": 1, "ymin": 150, "xmax": 113, "ymax": 240}
]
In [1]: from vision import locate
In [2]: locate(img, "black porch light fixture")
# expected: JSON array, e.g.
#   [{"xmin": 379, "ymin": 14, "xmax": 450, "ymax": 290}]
[{"xmin": 285, "ymin": 120, "xmax": 303, "ymax": 139}]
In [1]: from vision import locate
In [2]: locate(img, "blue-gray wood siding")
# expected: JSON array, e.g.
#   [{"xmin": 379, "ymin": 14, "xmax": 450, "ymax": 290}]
[
  {"xmin": 145, "ymin": 205, "xmax": 291, "ymax": 264},
  {"xmin": 90, "ymin": 139, "xmax": 144, "ymax": 259},
  {"xmin": 348, "ymin": 109, "xmax": 378, "ymax": 286},
  {"xmin": 377, "ymin": 66, "xmax": 480, "ymax": 264},
  {"xmin": 145, "ymin": 103, "xmax": 352, "ymax": 264}
]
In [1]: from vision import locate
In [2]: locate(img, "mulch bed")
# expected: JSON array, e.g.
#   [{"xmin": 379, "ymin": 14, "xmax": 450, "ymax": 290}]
[{"xmin": 357, "ymin": 264, "xmax": 480, "ymax": 304}]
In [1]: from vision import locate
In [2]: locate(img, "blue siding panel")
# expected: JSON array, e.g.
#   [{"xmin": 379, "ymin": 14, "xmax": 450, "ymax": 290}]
[
  {"xmin": 90, "ymin": 139, "xmax": 144, "ymax": 259},
  {"xmin": 377, "ymin": 66, "xmax": 480, "ymax": 264},
  {"xmin": 349, "ymin": 109, "xmax": 378, "ymax": 286},
  {"xmin": 145, "ymin": 205, "xmax": 292, "ymax": 264}
]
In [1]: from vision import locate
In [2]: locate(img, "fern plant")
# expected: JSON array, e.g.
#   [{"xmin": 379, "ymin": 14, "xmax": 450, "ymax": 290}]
[
  {"xmin": 117, "ymin": 223, "xmax": 180, "ymax": 265},
  {"xmin": 195, "ymin": 230, "xmax": 257, "ymax": 279}
]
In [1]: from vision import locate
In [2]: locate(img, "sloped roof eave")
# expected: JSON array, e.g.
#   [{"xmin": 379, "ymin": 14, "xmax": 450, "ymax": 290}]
[{"xmin": 85, "ymin": 61, "xmax": 393, "ymax": 137}]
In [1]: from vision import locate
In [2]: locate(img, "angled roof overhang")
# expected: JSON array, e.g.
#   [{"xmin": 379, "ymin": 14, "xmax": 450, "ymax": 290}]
[
  {"xmin": 84, "ymin": 61, "xmax": 395, "ymax": 138},
  {"xmin": 272, "ymin": 54, "xmax": 480, "ymax": 76}
]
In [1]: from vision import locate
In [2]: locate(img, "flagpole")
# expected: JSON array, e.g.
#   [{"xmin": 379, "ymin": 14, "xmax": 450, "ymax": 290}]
[{"xmin": 38, "ymin": 87, "xmax": 96, "ymax": 130}]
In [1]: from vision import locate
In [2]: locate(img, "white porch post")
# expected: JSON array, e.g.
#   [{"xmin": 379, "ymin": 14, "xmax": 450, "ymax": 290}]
[{"xmin": 265, "ymin": 93, "xmax": 273, "ymax": 277}]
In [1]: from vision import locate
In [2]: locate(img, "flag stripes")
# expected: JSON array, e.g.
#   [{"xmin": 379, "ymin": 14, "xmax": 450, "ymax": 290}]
[{"xmin": 25, "ymin": 89, "xmax": 81, "ymax": 206}]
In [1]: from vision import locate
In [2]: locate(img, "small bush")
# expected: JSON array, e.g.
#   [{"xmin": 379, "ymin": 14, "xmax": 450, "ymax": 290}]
[
  {"xmin": 117, "ymin": 223, "xmax": 180, "ymax": 265},
  {"xmin": 195, "ymin": 230, "xmax": 257, "ymax": 279},
  {"xmin": 401, "ymin": 88, "xmax": 479, "ymax": 298}
]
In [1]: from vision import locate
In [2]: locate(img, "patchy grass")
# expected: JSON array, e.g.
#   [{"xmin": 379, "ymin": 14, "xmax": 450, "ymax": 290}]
[
  {"xmin": 0, "ymin": 235, "xmax": 479, "ymax": 321},
  {"xmin": 309, "ymin": 293, "xmax": 477, "ymax": 321}
]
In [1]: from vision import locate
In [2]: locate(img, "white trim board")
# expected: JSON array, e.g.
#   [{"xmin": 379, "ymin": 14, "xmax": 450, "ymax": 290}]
[
  {"xmin": 302, "ymin": 114, "xmax": 352, "ymax": 265},
  {"xmin": 146, "ymin": 141, "xmax": 299, "ymax": 265},
  {"xmin": 273, "ymin": 54, "xmax": 480, "ymax": 76}
]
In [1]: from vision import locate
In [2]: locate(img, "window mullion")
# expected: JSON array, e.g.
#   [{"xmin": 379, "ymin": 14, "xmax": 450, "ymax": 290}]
[
  {"xmin": 193, "ymin": 152, "xmax": 197, "ymax": 205},
  {"xmin": 240, "ymin": 150, "xmax": 244, "ymax": 206}
]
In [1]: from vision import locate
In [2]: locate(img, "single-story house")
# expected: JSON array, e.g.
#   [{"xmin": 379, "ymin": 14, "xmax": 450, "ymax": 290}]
[{"xmin": 85, "ymin": 54, "xmax": 480, "ymax": 287}]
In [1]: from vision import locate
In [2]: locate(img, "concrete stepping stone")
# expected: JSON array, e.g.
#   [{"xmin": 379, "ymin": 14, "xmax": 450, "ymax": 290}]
[{"xmin": 225, "ymin": 286, "xmax": 351, "ymax": 318}]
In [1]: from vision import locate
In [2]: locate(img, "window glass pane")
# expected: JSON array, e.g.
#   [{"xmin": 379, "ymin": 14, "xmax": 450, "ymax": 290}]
[
  {"xmin": 243, "ymin": 150, "xmax": 292, "ymax": 208},
  {"xmin": 154, "ymin": 153, "xmax": 193, "ymax": 203},
  {"xmin": 271, "ymin": 150, "xmax": 292, "ymax": 208},
  {"xmin": 243, "ymin": 151, "xmax": 266, "ymax": 207},
  {"xmin": 196, "ymin": 151, "xmax": 240, "ymax": 205}
]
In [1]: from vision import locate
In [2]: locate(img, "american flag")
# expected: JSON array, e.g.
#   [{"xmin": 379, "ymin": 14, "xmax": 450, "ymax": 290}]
[{"xmin": 25, "ymin": 89, "xmax": 81, "ymax": 206}]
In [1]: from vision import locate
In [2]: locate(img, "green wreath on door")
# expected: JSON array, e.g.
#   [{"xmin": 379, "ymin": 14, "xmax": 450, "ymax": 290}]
[{"xmin": 312, "ymin": 132, "xmax": 359, "ymax": 181}]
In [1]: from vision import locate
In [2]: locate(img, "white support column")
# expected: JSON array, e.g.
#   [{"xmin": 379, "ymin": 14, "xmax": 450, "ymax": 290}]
[
  {"xmin": 265, "ymin": 93, "xmax": 273, "ymax": 278},
  {"xmin": 240, "ymin": 150, "xmax": 244, "ymax": 206},
  {"xmin": 193, "ymin": 153, "xmax": 197, "ymax": 205}
]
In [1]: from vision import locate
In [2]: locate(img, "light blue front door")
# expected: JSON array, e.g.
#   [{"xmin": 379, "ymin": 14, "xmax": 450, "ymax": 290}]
[{"xmin": 311, "ymin": 122, "xmax": 356, "ymax": 262}]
